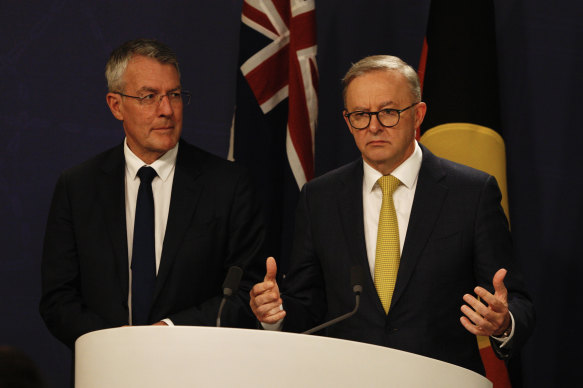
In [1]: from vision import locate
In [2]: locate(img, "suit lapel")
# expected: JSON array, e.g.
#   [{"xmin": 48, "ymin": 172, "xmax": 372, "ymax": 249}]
[
  {"xmin": 337, "ymin": 160, "xmax": 385, "ymax": 314},
  {"xmin": 153, "ymin": 142, "xmax": 204, "ymax": 301},
  {"xmin": 390, "ymin": 146, "xmax": 447, "ymax": 311},
  {"xmin": 99, "ymin": 145, "xmax": 130, "ymax": 301},
  {"xmin": 338, "ymin": 160, "xmax": 368, "ymax": 269}
]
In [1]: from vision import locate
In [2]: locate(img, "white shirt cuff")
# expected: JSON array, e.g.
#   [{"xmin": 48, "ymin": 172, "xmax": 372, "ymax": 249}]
[
  {"xmin": 490, "ymin": 311, "xmax": 515, "ymax": 348},
  {"xmin": 162, "ymin": 318, "xmax": 174, "ymax": 326}
]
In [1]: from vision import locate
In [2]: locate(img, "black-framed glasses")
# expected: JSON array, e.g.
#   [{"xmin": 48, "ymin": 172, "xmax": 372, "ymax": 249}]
[
  {"xmin": 114, "ymin": 90, "xmax": 191, "ymax": 107},
  {"xmin": 344, "ymin": 102, "xmax": 418, "ymax": 129}
]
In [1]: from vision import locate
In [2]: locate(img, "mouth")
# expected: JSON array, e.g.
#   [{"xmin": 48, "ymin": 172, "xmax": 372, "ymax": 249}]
[
  {"xmin": 153, "ymin": 125, "xmax": 174, "ymax": 131},
  {"xmin": 367, "ymin": 140, "xmax": 389, "ymax": 146}
]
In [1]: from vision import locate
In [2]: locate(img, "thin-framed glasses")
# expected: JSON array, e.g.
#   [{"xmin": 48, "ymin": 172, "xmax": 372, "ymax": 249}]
[
  {"xmin": 344, "ymin": 102, "xmax": 418, "ymax": 129},
  {"xmin": 114, "ymin": 91, "xmax": 191, "ymax": 107}
]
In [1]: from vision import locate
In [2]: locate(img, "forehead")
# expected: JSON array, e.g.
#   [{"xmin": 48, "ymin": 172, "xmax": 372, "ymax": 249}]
[
  {"xmin": 122, "ymin": 55, "xmax": 180, "ymax": 91},
  {"xmin": 345, "ymin": 70, "xmax": 410, "ymax": 108}
]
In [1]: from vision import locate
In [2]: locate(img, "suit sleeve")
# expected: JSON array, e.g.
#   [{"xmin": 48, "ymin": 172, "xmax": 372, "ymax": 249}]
[
  {"xmin": 166, "ymin": 168, "xmax": 265, "ymax": 328},
  {"xmin": 39, "ymin": 173, "xmax": 109, "ymax": 349},
  {"xmin": 280, "ymin": 184, "xmax": 327, "ymax": 332},
  {"xmin": 474, "ymin": 175, "xmax": 535, "ymax": 359}
]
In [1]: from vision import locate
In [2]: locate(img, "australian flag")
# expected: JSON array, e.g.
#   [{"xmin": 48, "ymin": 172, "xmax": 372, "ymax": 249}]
[{"xmin": 229, "ymin": 0, "xmax": 318, "ymax": 276}]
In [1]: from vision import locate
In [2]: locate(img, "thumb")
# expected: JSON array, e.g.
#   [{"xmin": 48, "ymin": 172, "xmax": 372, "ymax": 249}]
[
  {"xmin": 264, "ymin": 257, "xmax": 278, "ymax": 282},
  {"xmin": 493, "ymin": 268, "xmax": 508, "ymax": 300}
]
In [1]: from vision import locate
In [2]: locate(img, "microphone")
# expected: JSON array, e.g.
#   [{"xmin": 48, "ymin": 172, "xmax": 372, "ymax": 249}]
[
  {"xmin": 302, "ymin": 265, "xmax": 363, "ymax": 335},
  {"xmin": 216, "ymin": 266, "xmax": 243, "ymax": 327}
]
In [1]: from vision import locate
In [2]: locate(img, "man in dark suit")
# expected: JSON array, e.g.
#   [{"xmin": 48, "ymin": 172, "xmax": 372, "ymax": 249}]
[
  {"xmin": 40, "ymin": 39, "xmax": 264, "ymax": 349},
  {"xmin": 250, "ymin": 55, "xmax": 534, "ymax": 374}
]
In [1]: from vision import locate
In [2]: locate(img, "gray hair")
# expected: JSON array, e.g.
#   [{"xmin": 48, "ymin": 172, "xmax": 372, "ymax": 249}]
[
  {"xmin": 341, "ymin": 55, "xmax": 421, "ymax": 106},
  {"xmin": 105, "ymin": 38, "xmax": 180, "ymax": 92}
]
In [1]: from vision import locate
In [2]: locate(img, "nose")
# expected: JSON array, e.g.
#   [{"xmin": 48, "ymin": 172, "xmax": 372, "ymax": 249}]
[
  {"xmin": 157, "ymin": 94, "xmax": 174, "ymax": 116},
  {"xmin": 367, "ymin": 113, "xmax": 383, "ymax": 133}
]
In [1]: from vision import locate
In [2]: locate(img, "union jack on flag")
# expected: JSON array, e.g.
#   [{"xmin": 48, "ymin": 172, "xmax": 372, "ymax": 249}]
[{"xmin": 236, "ymin": 0, "xmax": 318, "ymax": 188}]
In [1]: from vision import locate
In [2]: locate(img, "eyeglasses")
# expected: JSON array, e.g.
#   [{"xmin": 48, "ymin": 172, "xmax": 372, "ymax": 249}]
[
  {"xmin": 114, "ymin": 91, "xmax": 191, "ymax": 107},
  {"xmin": 344, "ymin": 102, "xmax": 418, "ymax": 130}
]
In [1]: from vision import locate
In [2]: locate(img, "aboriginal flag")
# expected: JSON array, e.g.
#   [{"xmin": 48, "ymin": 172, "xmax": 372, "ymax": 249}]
[{"xmin": 418, "ymin": 0, "xmax": 513, "ymax": 387}]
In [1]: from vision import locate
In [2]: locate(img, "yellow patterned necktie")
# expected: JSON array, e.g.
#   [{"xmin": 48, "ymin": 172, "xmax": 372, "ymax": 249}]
[{"xmin": 374, "ymin": 175, "xmax": 401, "ymax": 314}]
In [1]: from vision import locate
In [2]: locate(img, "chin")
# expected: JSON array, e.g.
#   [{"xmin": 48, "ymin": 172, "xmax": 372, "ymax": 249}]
[
  {"xmin": 154, "ymin": 133, "xmax": 179, "ymax": 148},
  {"xmin": 366, "ymin": 152, "xmax": 395, "ymax": 163}
]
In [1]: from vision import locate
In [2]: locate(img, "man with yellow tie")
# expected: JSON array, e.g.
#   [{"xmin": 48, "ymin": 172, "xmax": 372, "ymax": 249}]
[{"xmin": 249, "ymin": 55, "xmax": 534, "ymax": 375}]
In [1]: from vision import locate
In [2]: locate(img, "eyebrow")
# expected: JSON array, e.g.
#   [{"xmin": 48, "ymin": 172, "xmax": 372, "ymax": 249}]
[
  {"xmin": 350, "ymin": 101, "xmax": 396, "ymax": 111},
  {"xmin": 136, "ymin": 86, "xmax": 182, "ymax": 94}
]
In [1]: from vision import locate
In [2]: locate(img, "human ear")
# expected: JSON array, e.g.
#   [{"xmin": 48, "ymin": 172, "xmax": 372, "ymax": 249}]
[{"xmin": 106, "ymin": 93, "xmax": 124, "ymax": 121}]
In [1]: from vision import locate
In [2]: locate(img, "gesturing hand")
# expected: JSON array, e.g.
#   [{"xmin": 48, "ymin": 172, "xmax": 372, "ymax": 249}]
[
  {"xmin": 249, "ymin": 257, "xmax": 286, "ymax": 324},
  {"xmin": 460, "ymin": 268, "xmax": 511, "ymax": 337}
]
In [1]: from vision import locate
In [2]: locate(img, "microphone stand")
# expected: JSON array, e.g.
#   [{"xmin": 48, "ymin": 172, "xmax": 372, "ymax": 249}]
[
  {"xmin": 302, "ymin": 265, "xmax": 363, "ymax": 334},
  {"xmin": 216, "ymin": 266, "xmax": 243, "ymax": 327},
  {"xmin": 302, "ymin": 294, "xmax": 361, "ymax": 334}
]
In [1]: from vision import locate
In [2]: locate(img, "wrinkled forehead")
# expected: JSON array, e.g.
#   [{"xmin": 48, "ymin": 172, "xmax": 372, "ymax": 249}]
[
  {"xmin": 345, "ymin": 70, "xmax": 412, "ymax": 108},
  {"xmin": 122, "ymin": 56, "xmax": 181, "ymax": 91}
]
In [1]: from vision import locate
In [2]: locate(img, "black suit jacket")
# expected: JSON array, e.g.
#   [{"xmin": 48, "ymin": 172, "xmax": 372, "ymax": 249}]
[
  {"xmin": 281, "ymin": 145, "xmax": 534, "ymax": 374},
  {"xmin": 40, "ymin": 140, "xmax": 265, "ymax": 348}
]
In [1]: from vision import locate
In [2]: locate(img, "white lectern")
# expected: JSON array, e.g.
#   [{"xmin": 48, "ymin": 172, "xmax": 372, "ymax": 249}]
[{"xmin": 76, "ymin": 327, "xmax": 492, "ymax": 387}]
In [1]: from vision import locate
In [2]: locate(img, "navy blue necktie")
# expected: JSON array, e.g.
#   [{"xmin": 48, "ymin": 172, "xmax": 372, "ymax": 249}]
[{"xmin": 131, "ymin": 166, "xmax": 157, "ymax": 325}]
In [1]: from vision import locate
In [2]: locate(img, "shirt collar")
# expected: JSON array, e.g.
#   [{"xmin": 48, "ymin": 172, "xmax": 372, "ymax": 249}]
[
  {"xmin": 363, "ymin": 140, "xmax": 423, "ymax": 193},
  {"xmin": 124, "ymin": 138, "xmax": 179, "ymax": 182}
]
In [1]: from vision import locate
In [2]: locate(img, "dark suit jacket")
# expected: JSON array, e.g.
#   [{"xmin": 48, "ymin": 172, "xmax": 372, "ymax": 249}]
[
  {"xmin": 281, "ymin": 145, "xmax": 534, "ymax": 374},
  {"xmin": 40, "ymin": 140, "xmax": 265, "ymax": 349}
]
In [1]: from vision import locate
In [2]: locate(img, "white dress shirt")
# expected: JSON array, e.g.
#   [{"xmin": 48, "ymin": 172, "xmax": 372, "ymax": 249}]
[
  {"xmin": 362, "ymin": 141, "xmax": 422, "ymax": 279},
  {"xmin": 124, "ymin": 139, "xmax": 178, "ymax": 324}
]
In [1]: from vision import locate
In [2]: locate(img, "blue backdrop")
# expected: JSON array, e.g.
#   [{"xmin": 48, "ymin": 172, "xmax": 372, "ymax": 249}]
[{"xmin": 1, "ymin": 1, "xmax": 582, "ymax": 387}]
